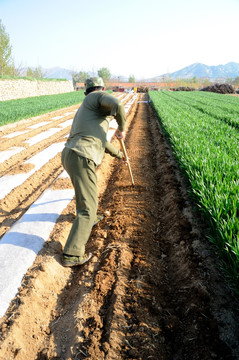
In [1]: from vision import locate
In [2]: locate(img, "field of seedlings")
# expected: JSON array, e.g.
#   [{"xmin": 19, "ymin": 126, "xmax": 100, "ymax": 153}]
[
  {"xmin": 0, "ymin": 92, "xmax": 85, "ymax": 126},
  {"xmin": 149, "ymin": 90, "xmax": 239, "ymax": 290},
  {"xmin": 0, "ymin": 91, "xmax": 238, "ymax": 360}
]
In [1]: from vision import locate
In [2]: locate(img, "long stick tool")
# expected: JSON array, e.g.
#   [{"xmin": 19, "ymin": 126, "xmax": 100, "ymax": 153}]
[{"xmin": 118, "ymin": 138, "xmax": 135, "ymax": 186}]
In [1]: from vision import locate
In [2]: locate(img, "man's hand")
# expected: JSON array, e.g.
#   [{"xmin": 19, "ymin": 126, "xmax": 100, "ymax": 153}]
[
  {"xmin": 115, "ymin": 129, "xmax": 125, "ymax": 140},
  {"xmin": 121, "ymin": 156, "xmax": 128, "ymax": 164}
]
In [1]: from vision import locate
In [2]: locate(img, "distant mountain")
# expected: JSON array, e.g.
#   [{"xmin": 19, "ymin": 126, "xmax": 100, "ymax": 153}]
[
  {"xmin": 19, "ymin": 66, "xmax": 74, "ymax": 80},
  {"xmin": 43, "ymin": 68, "xmax": 128, "ymax": 82},
  {"xmin": 44, "ymin": 67, "xmax": 73, "ymax": 80},
  {"xmin": 147, "ymin": 62, "xmax": 239, "ymax": 81}
]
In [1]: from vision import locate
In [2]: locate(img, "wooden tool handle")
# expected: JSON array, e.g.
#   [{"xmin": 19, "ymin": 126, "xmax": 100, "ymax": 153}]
[{"xmin": 119, "ymin": 138, "xmax": 135, "ymax": 186}]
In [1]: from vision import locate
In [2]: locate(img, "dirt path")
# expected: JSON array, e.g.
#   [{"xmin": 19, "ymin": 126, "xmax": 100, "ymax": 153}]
[{"xmin": 0, "ymin": 94, "xmax": 239, "ymax": 359}]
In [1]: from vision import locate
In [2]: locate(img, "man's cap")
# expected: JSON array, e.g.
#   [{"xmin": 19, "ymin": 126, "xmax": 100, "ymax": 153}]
[{"xmin": 84, "ymin": 77, "xmax": 104, "ymax": 90}]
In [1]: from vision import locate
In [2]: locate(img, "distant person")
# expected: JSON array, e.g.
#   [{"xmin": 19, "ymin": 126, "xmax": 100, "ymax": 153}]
[{"xmin": 61, "ymin": 77, "xmax": 126, "ymax": 267}]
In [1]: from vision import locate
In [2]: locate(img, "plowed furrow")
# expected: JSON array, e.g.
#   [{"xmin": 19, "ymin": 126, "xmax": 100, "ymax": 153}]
[
  {"xmin": 0, "ymin": 129, "xmax": 69, "ymax": 176},
  {"xmin": 0, "ymin": 113, "xmax": 76, "ymax": 150}
]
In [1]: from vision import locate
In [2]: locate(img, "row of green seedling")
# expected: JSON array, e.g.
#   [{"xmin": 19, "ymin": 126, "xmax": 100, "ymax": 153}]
[{"xmin": 149, "ymin": 90, "xmax": 239, "ymax": 291}]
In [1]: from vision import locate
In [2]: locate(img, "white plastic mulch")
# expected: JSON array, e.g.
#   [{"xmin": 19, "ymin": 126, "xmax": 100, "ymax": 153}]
[
  {"xmin": 0, "ymin": 147, "xmax": 25, "ymax": 164},
  {"xmin": 0, "ymin": 184, "xmax": 74, "ymax": 317}
]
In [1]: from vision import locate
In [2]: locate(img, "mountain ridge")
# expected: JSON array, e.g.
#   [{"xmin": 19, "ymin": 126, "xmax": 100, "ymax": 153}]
[
  {"xmin": 147, "ymin": 62, "xmax": 239, "ymax": 81},
  {"xmin": 42, "ymin": 62, "xmax": 239, "ymax": 81}
]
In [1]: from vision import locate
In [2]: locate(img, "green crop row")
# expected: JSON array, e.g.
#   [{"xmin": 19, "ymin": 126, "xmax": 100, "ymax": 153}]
[
  {"xmin": 162, "ymin": 91, "xmax": 239, "ymax": 128},
  {"xmin": 149, "ymin": 90, "xmax": 239, "ymax": 291},
  {"xmin": 0, "ymin": 91, "xmax": 85, "ymax": 126}
]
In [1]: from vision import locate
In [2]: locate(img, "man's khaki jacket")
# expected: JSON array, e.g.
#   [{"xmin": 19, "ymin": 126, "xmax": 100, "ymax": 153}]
[{"xmin": 65, "ymin": 91, "xmax": 126, "ymax": 165}]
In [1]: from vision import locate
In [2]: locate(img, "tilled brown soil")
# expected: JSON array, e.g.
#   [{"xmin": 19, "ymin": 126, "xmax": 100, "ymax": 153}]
[{"xmin": 0, "ymin": 94, "xmax": 239, "ymax": 360}]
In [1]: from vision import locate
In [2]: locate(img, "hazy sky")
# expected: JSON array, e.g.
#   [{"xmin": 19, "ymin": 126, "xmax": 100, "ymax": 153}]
[{"xmin": 0, "ymin": 0, "xmax": 238, "ymax": 79}]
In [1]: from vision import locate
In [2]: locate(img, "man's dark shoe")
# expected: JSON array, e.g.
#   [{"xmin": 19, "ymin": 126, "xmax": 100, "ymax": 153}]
[
  {"xmin": 62, "ymin": 252, "xmax": 92, "ymax": 267},
  {"xmin": 93, "ymin": 214, "xmax": 104, "ymax": 226}
]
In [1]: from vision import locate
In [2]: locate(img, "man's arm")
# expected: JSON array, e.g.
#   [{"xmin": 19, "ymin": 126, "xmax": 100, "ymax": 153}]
[{"xmin": 105, "ymin": 140, "xmax": 123, "ymax": 159}]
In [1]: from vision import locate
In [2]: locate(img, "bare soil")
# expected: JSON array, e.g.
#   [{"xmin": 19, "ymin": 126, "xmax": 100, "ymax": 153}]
[{"xmin": 0, "ymin": 94, "xmax": 238, "ymax": 360}]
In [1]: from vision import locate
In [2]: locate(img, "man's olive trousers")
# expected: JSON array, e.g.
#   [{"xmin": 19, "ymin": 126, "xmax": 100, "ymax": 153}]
[{"xmin": 61, "ymin": 147, "xmax": 98, "ymax": 257}]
